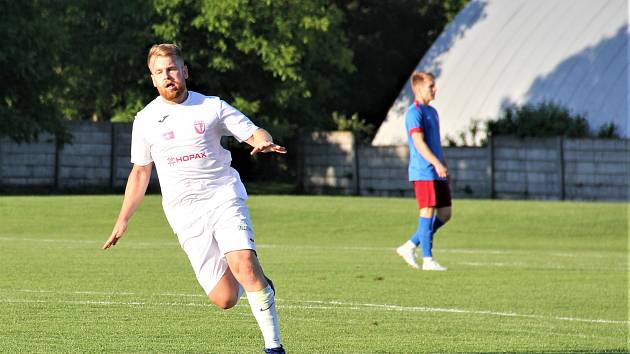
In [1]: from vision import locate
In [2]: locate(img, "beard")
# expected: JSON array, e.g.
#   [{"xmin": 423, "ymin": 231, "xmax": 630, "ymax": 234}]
[{"xmin": 158, "ymin": 82, "xmax": 187, "ymax": 103}]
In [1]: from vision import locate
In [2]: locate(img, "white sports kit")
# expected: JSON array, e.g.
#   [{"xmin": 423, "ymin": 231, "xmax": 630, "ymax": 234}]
[{"xmin": 131, "ymin": 91, "xmax": 259, "ymax": 294}]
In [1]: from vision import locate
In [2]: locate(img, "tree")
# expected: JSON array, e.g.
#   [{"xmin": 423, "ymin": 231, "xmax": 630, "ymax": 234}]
[
  {"xmin": 0, "ymin": 1, "xmax": 69, "ymax": 143},
  {"xmin": 57, "ymin": 0, "xmax": 158, "ymax": 123},
  {"xmin": 1, "ymin": 0, "xmax": 468, "ymax": 145},
  {"xmin": 152, "ymin": 0, "xmax": 355, "ymax": 139},
  {"xmin": 334, "ymin": 0, "xmax": 468, "ymax": 128}
]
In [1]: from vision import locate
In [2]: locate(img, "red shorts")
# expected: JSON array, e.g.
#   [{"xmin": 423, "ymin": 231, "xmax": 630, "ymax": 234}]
[{"xmin": 413, "ymin": 180, "xmax": 452, "ymax": 209}]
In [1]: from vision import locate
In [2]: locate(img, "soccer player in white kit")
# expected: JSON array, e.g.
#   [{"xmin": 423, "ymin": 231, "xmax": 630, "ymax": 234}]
[{"xmin": 102, "ymin": 44, "xmax": 286, "ymax": 353}]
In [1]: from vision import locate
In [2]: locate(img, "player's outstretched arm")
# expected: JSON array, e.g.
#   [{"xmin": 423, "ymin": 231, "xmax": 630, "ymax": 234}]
[
  {"xmin": 245, "ymin": 128, "xmax": 287, "ymax": 156},
  {"xmin": 102, "ymin": 163, "xmax": 153, "ymax": 250}
]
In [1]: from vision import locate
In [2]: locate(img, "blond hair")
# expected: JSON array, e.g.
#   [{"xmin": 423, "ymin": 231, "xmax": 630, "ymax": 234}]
[
  {"xmin": 410, "ymin": 71, "xmax": 434, "ymax": 89},
  {"xmin": 147, "ymin": 43, "xmax": 184, "ymax": 68}
]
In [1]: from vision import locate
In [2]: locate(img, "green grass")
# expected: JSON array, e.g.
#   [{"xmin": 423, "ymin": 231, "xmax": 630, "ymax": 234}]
[{"xmin": 0, "ymin": 195, "xmax": 627, "ymax": 353}]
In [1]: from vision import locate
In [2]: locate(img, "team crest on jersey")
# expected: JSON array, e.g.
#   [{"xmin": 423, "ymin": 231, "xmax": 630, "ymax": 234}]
[
  {"xmin": 162, "ymin": 131, "xmax": 175, "ymax": 140},
  {"xmin": 194, "ymin": 121, "xmax": 206, "ymax": 134}
]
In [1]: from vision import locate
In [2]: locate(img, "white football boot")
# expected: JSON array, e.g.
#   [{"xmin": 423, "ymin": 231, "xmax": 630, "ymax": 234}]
[
  {"xmin": 396, "ymin": 242, "xmax": 420, "ymax": 269},
  {"xmin": 422, "ymin": 258, "xmax": 447, "ymax": 271}
]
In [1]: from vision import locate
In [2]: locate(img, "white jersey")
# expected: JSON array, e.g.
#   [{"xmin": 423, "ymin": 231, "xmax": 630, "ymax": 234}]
[{"xmin": 130, "ymin": 91, "xmax": 259, "ymax": 238}]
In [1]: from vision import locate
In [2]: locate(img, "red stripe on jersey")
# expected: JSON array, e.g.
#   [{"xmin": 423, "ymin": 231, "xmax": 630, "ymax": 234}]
[{"xmin": 409, "ymin": 127, "xmax": 423, "ymax": 136}]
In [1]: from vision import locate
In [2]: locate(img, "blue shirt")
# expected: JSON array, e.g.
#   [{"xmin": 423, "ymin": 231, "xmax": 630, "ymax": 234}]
[{"xmin": 405, "ymin": 102, "xmax": 445, "ymax": 181}]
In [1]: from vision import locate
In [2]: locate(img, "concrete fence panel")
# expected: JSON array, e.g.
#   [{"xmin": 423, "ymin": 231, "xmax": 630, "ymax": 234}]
[
  {"xmin": 1, "ymin": 125, "xmax": 628, "ymax": 201},
  {"xmin": 301, "ymin": 133, "xmax": 629, "ymax": 201}
]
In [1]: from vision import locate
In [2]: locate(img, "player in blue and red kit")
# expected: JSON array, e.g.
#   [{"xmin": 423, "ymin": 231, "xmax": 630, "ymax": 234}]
[{"xmin": 396, "ymin": 71, "xmax": 452, "ymax": 271}]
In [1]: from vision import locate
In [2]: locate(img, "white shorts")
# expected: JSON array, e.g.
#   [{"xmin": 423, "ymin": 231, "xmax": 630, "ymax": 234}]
[{"xmin": 179, "ymin": 198, "xmax": 256, "ymax": 295}]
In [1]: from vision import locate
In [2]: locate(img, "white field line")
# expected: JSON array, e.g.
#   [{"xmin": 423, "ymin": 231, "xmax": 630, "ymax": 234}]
[
  {"xmin": 2, "ymin": 289, "xmax": 627, "ymax": 325},
  {"xmin": 0, "ymin": 237, "xmax": 624, "ymax": 259},
  {"xmin": 0, "ymin": 237, "xmax": 176, "ymax": 247},
  {"xmin": 454, "ymin": 261, "xmax": 610, "ymax": 270}
]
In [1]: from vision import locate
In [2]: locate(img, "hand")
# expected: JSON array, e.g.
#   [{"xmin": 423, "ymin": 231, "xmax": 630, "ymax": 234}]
[
  {"xmin": 435, "ymin": 163, "xmax": 448, "ymax": 178},
  {"xmin": 250, "ymin": 141, "xmax": 287, "ymax": 156},
  {"xmin": 102, "ymin": 219, "xmax": 128, "ymax": 250}
]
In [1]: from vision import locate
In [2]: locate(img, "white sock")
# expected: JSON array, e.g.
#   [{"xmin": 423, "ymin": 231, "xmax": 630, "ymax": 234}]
[
  {"xmin": 423, "ymin": 257, "xmax": 433, "ymax": 262},
  {"xmin": 246, "ymin": 285, "xmax": 281, "ymax": 349},
  {"xmin": 403, "ymin": 240, "xmax": 416, "ymax": 249}
]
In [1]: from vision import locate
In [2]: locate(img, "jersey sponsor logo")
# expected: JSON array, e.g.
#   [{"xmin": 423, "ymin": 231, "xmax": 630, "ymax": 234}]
[
  {"xmin": 166, "ymin": 152, "xmax": 208, "ymax": 166},
  {"xmin": 158, "ymin": 114, "xmax": 169, "ymax": 123},
  {"xmin": 194, "ymin": 121, "xmax": 206, "ymax": 134},
  {"xmin": 162, "ymin": 131, "xmax": 175, "ymax": 140}
]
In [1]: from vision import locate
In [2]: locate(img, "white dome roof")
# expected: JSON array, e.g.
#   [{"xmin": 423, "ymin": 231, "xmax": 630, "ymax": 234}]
[{"xmin": 373, "ymin": 0, "xmax": 629, "ymax": 146}]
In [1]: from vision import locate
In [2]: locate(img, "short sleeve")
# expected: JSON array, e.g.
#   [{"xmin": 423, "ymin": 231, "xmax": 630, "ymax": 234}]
[
  {"xmin": 405, "ymin": 107, "xmax": 424, "ymax": 136},
  {"xmin": 219, "ymin": 100, "xmax": 259, "ymax": 142},
  {"xmin": 130, "ymin": 116, "xmax": 153, "ymax": 165}
]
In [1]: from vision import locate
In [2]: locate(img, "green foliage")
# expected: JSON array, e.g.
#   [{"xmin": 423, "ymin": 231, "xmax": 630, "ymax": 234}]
[
  {"xmin": 487, "ymin": 101, "xmax": 592, "ymax": 138},
  {"xmin": 336, "ymin": 0, "xmax": 468, "ymax": 128},
  {"xmin": 445, "ymin": 119, "xmax": 486, "ymax": 147},
  {"xmin": 58, "ymin": 0, "xmax": 158, "ymax": 123},
  {"xmin": 152, "ymin": 0, "xmax": 354, "ymax": 138},
  {"xmin": 332, "ymin": 111, "xmax": 374, "ymax": 142},
  {"xmin": 0, "ymin": 1, "xmax": 70, "ymax": 144},
  {"xmin": 595, "ymin": 122, "xmax": 621, "ymax": 139},
  {"xmin": 1, "ymin": 0, "xmax": 467, "ymax": 143}
]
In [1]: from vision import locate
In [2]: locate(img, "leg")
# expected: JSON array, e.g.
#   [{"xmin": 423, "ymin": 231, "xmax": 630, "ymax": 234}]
[
  {"xmin": 430, "ymin": 180, "xmax": 453, "ymax": 250},
  {"xmin": 214, "ymin": 198, "xmax": 282, "ymax": 351},
  {"xmin": 433, "ymin": 179, "xmax": 452, "ymax": 232},
  {"xmin": 417, "ymin": 206, "xmax": 435, "ymax": 258},
  {"xmin": 435, "ymin": 206, "xmax": 451, "ymax": 225},
  {"xmin": 432, "ymin": 206, "xmax": 451, "ymax": 238},
  {"xmin": 421, "ymin": 180, "xmax": 451, "ymax": 271},
  {"xmin": 208, "ymin": 267, "xmax": 241, "ymax": 309},
  {"xmin": 225, "ymin": 250, "xmax": 282, "ymax": 351},
  {"xmin": 224, "ymin": 249, "xmax": 268, "ymax": 292},
  {"xmin": 397, "ymin": 181, "xmax": 436, "ymax": 269},
  {"xmin": 179, "ymin": 220, "xmax": 244, "ymax": 309}
]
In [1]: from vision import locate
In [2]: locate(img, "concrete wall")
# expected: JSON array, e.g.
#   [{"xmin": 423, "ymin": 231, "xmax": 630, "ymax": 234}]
[
  {"xmin": 1, "ymin": 134, "xmax": 56, "ymax": 188},
  {"xmin": 0, "ymin": 122, "xmax": 158, "ymax": 192},
  {"xmin": 302, "ymin": 132, "xmax": 629, "ymax": 201},
  {"xmin": 492, "ymin": 136, "xmax": 562, "ymax": 200},
  {"xmin": 302, "ymin": 132, "xmax": 357, "ymax": 195},
  {"xmin": 57, "ymin": 122, "xmax": 113, "ymax": 189},
  {"xmin": 1, "ymin": 124, "xmax": 628, "ymax": 201},
  {"xmin": 564, "ymin": 138, "xmax": 629, "ymax": 200}
]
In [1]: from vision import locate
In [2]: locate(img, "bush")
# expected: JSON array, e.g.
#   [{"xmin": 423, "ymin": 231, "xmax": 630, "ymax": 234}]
[
  {"xmin": 487, "ymin": 101, "xmax": 593, "ymax": 138},
  {"xmin": 332, "ymin": 111, "xmax": 375, "ymax": 143},
  {"xmin": 595, "ymin": 122, "xmax": 621, "ymax": 139}
]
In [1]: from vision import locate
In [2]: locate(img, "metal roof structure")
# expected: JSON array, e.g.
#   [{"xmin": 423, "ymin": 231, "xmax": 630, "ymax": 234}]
[{"xmin": 372, "ymin": 0, "xmax": 629, "ymax": 146}]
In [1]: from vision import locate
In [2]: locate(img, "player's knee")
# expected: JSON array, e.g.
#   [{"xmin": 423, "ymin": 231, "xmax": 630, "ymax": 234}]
[{"xmin": 208, "ymin": 293, "xmax": 238, "ymax": 310}]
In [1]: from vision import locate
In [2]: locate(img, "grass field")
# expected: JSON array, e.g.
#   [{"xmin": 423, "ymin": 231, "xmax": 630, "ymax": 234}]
[{"xmin": 0, "ymin": 195, "xmax": 627, "ymax": 353}]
